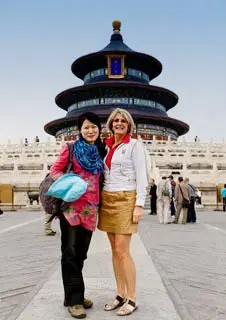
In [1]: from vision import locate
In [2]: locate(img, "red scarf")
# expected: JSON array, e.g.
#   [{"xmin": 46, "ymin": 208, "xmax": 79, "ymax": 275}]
[{"xmin": 105, "ymin": 134, "xmax": 130, "ymax": 169}]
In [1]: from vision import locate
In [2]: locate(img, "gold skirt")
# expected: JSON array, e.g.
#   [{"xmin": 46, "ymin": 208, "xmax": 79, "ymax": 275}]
[{"xmin": 98, "ymin": 190, "xmax": 138, "ymax": 234}]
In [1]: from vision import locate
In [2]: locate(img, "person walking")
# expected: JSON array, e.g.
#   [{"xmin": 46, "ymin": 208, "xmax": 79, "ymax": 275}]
[
  {"xmin": 168, "ymin": 175, "xmax": 176, "ymax": 222},
  {"xmin": 50, "ymin": 112, "xmax": 104, "ymax": 319},
  {"xmin": 149, "ymin": 178, "xmax": 157, "ymax": 215},
  {"xmin": 220, "ymin": 184, "xmax": 226, "ymax": 212},
  {"xmin": 98, "ymin": 108, "xmax": 148, "ymax": 316},
  {"xmin": 44, "ymin": 211, "xmax": 56, "ymax": 235},
  {"xmin": 184, "ymin": 178, "xmax": 196, "ymax": 223},
  {"xmin": 174, "ymin": 177, "xmax": 190, "ymax": 224},
  {"xmin": 157, "ymin": 177, "xmax": 171, "ymax": 224},
  {"xmin": 196, "ymin": 188, "xmax": 202, "ymax": 205},
  {"xmin": 43, "ymin": 165, "xmax": 57, "ymax": 236}
]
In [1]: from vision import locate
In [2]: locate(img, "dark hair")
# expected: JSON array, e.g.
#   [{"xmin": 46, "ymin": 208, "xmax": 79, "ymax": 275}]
[
  {"xmin": 168, "ymin": 175, "xmax": 174, "ymax": 180},
  {"xmin": 78, "ymin": 112, "xmax": 101, "ymax": 132},
  {"xmin": 77, "ymin": 112, "xmax": 106, "ymax": 159},
  {"xmin": 178, "ymin": 176, "xmax": 183, "ymax": 182},
  {"xmin": 224, "ymin": 184, "xmax": 226, "ymax": 188}
]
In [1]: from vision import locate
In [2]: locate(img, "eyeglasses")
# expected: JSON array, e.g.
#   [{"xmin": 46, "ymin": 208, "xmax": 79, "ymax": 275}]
[{"xmin": 113, "ymin": 118, "xmax": 127, "ymax": 123}]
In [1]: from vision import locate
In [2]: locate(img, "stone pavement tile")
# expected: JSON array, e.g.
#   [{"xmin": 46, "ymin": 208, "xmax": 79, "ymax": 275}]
[
  {"xmin": 0, "ymin": 211, "xmax": 60, "ymax": 320},
  {"xmin": 140, "ymin": 211, "xmax": 226, "ymax": 320},
  {"xmin": 16, "ymin": 231, "xmax": 180, "ymax": 320}
]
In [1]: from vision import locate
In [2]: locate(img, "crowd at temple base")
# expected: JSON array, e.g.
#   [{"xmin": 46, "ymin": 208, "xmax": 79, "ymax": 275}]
[{"xmin": 149, "ymin": 175, "xmax": 203, "ymax": 224}]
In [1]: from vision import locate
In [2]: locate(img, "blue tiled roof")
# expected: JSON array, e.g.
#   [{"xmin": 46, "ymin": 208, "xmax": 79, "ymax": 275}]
[{"xmin": 101, "ymin": 32, "xmax": 133, "ymax": 52}]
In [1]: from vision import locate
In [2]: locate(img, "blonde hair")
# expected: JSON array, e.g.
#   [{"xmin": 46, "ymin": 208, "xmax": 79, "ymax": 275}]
[{"xmin": 106, "ymin": 108, "xmax": 135, "ymax": 134}]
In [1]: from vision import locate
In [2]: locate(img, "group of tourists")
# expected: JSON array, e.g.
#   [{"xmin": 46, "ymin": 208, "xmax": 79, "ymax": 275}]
[
  {"xmin": 149, "ymin": 175, "xmax": 197, "ymax": 224},
  {"xmin": 45, "ymin": 108, "xmax": 148, "ymax": 318},
  {"xmin": 24, "ymin": 136, "xmax": 40, "ymax": 146}
]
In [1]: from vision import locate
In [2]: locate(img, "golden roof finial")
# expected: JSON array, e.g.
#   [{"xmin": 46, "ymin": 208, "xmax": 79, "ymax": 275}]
[{"xmin": 112, "ymin": 20, "xmax": 121, "ymax": 33}]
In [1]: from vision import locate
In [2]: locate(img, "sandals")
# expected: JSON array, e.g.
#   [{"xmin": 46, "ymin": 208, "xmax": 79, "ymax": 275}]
[
  {"xmin": 104, "ymin": 295, "xmax": 126, "ymax": 311},
  {"xmin": 116, "ymin": 299, "xmax": 137, "ymax": 316}
]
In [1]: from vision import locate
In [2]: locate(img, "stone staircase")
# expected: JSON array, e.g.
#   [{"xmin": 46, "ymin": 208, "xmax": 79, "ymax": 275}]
[{"xmin": 144, "ymin": 195, "xmax": 150, "ymax": 211}]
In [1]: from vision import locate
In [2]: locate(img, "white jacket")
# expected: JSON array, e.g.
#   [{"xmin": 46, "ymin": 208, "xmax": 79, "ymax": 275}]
[{"xmin": 103, "ymin": 138, "xmax": 148, "ymax": 207}]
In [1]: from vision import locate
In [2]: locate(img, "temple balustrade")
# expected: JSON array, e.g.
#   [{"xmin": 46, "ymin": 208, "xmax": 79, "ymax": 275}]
[{"xmin": 0, "ymin": 137, "xmax": 226, "ymax": 208}]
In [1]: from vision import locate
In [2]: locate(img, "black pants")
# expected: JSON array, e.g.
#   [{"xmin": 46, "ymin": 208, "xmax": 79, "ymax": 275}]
[
  {"xmin": 60, "ymin": 215, "xmax": 93, "ymax": 306},
  {"xmin": 223, "ymin": 198, "xmax": 226, "ymax": 212},
  {"xmin": 150, "ymin": 197, "xmax": 157, "ymax": 214},
  {"xmin": 170, "ymin": 199, "xmax": 175, "ymax": 216},
  {"xmin": 187, "ymin": 197, "xmax": 196, "ymax": 222}
]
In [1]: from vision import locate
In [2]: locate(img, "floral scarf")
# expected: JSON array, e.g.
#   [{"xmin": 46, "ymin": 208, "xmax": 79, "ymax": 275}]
[{"xmin": 73, "ymin": 138, "xmax": 103, "ymax": 174}]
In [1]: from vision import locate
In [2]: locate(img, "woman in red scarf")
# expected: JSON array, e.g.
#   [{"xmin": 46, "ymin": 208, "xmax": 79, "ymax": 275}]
[{"xmin": 98, "ymin": 108, "xmax": 148, "ymax": 316}]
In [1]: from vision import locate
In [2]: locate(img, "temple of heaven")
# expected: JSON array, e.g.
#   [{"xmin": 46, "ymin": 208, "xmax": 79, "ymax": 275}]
[{"xmin": 44, "ymin": 20, "xmax": 189, "ymax": 141}]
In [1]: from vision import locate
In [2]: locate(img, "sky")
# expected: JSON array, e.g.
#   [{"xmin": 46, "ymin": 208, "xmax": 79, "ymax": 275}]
[{"xmin": 0, "ymin": 0, "xmax": 226, "ymax": 144}]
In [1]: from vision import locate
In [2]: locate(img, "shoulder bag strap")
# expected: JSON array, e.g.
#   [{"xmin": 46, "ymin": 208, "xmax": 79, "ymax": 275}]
[
  {"xmin": 178, "ymin": 184, "xmax": 185, "ymax": 200},
  {"xmin": 65, "ymin": 142, "xmax": 74, "ymax": 173},
  {"xmin": 188, "ymin": 184, "xmax": 195, "ymax": 192}
]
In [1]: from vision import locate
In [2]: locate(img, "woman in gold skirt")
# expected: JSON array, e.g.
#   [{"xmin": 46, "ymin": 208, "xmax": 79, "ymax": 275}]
[{"xmin": 98, "ymin": 108, "xmax": 148, "ymax": 316}]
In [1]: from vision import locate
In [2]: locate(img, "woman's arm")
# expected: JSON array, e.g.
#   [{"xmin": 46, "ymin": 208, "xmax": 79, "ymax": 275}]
[
  {"xmin": 50, "ymin": 144, "xmax": 70, "ymax": 180},
  {"xmin": 132, "ymin": 141, "xmax": 148, "ymax": 207}
]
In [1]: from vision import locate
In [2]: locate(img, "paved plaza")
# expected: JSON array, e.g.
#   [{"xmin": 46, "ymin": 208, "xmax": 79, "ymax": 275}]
[{"xmin": 0, "ymin": 210, "xmax": 226, "ymax": 320}]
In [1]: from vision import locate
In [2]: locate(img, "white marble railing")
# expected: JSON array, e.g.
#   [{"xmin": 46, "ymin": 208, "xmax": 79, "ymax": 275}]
[
  {"xmin": 1, "ymin": 138, "xmax": 226, "ymax": 187},
  {"xmin": 1, "ymin": 138, "xmax": 226, "ymax": 153}
]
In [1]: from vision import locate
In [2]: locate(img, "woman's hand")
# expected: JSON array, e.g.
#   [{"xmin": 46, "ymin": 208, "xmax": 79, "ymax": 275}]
[
  {"xmin": 51, "ymin": 173, "xmax": 62, "ymax": 181},
  {"xmin": 133, "ymin": 206, "xmax": 143, "ymax": 224}
]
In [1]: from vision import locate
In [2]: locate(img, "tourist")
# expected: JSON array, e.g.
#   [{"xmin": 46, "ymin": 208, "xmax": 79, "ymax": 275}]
[
  {"xmin": 24, "ymin": 138, "xmax": 28, "ymax": 146},
  {"xmin": 43, "ymin": 165, "xmax": 56, "ymax": 236},
  {"xmin": 98, "ymin": 108, "xmax": 148, "ymax": 316},
  {"xmin": 184, "ymin": 178, "xmax": 197, "ymax": 223},
  {"xmin": 149, "ymin": 178, "xmax": 157, "ymax": 215},
  {"xmin": 168, "ymin": 175, "xmax": 176, "ymax": 222},
  {"xmin": 35, "ymin": 135, "xmax": 40, "ymax": 143},
  {"xmin": 174, "ymin": 177, "xmax": 190, "ymax": 224},
  {"xmin": 44, "ymin": 210, "xmax": 56, "ymax": 235},
  {"xmin": 220, "ymin": 184, "xmax": 226, "ymax": 212},
  {"xmin": 49, "ymin": 112, "xmax": 104, "ymax": 319},
  {"xmin": 157, "ymin": 177, "xmax": 171, "ymax": 224},
  {"xmin": 196, "ymin": 188, "xmax": 202, "ymax": 205}
]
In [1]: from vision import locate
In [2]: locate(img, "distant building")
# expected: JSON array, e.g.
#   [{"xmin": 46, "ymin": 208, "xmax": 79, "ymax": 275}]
[
  {"xmin": 2, "ymin": 21, "xmax": 225, "ymax": 210},
  {"xmin": 44, "ymin": 20, "xmax": 189, "ymax": 141}
]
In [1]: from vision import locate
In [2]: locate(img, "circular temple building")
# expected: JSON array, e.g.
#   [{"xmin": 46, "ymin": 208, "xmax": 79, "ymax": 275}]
[{"xmin": 44, "ymin": 20, "xmax": 189, "ymax": 141}]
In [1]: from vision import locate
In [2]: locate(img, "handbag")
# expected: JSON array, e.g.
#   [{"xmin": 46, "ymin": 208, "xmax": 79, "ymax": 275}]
[
  {"xmin": 39, "ymin": 143, "xmax": 74, "ymax": 221},
  {"xmin": 179, "ymin": 185, "xmax": 190, "ymax": 208}
]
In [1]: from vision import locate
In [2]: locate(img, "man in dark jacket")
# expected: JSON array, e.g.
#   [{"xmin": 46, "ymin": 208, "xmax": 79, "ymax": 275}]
[
  {"xmin": 184, "ymin": 178, "xmax": 196, "ymax": 223},
  {"xmin": 149, "ymin": 178, "xmax": 157, "ymax": 215},
  {"xmin": 168, "ymin": 175, "xmax": 176, "ymax": 221}
]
